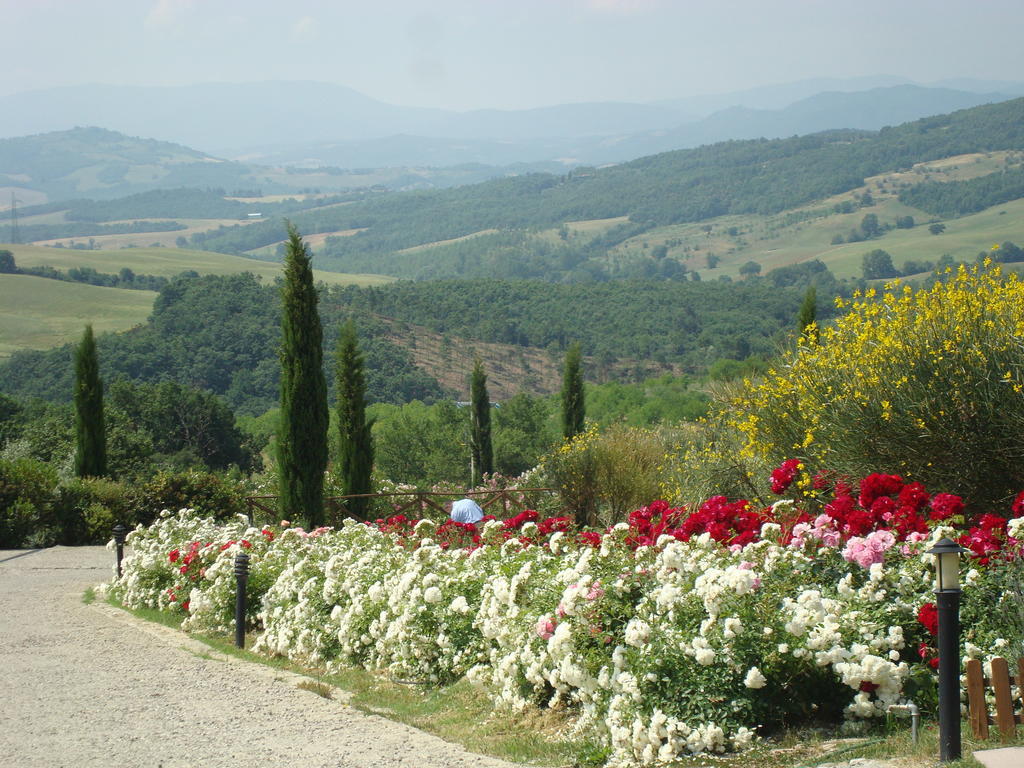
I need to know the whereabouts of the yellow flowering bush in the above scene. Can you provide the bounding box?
[730,263,1024,512]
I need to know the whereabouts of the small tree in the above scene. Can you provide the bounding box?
[739,260,762,278]
[862,249,898,280]
[334,319,374,518]
[469,358,493,486]
[929,222,947,236]
[277,223,328,528]
[797,285,818,343]
[0,250,16,273]
[561,342,585,440]
[73,325,107,477]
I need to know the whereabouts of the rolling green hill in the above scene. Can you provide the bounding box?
[182,97,1024,281]
[0,274,155,358]
[0,243,394,359]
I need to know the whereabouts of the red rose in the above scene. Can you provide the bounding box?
[917,602,939,636]
[930,493,964,521]
[168,549,180,563]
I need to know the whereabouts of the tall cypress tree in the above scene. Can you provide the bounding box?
[277,223,328,528]
[469,358,492,485]
[73,324,107,477]
[335,319,374,519]
[561,342,585,440]
[797,285,818,343]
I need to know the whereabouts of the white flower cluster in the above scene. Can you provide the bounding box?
[106,509,1024,767]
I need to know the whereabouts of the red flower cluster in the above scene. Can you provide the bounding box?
[917,602,938,636]
[677,496,767,547]
[959,514,1009,564]
[770,458,802,494]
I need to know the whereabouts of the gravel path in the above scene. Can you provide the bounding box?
[0,546,521,768]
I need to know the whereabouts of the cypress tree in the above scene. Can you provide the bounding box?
[277,223,328,528]
[797,285,818,343]
[73,324,107,477]
[469,358,492,485]
[335,319,374,519]
[561,342,585,440]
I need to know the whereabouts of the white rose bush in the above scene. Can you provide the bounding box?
[105,463,1024,766]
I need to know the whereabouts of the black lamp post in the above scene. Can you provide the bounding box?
[234,552,250,649]
[927,537,967,763]
[112,523,127,580]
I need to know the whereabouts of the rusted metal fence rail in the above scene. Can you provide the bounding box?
[246,488,557,526]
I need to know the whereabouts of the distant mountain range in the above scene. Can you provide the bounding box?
[2,78,1023,203]
[2,77,1022,164]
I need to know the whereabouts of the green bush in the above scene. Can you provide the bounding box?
[52,477,134,544]
[130,470,250,525]
[0,457,58,547]
[541,425,675,526]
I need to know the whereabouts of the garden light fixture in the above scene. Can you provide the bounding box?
[112,523,127,580]
[926,537,968,763]
[234,551,250,649]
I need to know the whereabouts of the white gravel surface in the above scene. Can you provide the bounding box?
[0,546,522,768]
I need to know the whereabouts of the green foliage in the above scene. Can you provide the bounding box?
[584,375,710,426]
[372,400,468,488]
[334,320,374,518]
[862,249,898,280]
[0,457,58,547]
[469,359,493,486]
[108,379,253,471]
[0,250,15,273]
[0,273,442,414]
[277,224,329,527]
[541,424,673,525]
[131,470,250,526]
[797,285,818,342]
[900,166,1024,218]
[561,343,585,440]
[73,325,107,477]
[739,261,762,277]
[492,393,556,477]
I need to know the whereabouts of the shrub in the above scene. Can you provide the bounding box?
[541,425,674,526]
[52,477,134,544]
[730,263,1024,512]
[130,470,250,526]
[0,457,57,547]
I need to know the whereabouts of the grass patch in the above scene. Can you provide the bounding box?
[0,274,155,358]
[82,586,95,604]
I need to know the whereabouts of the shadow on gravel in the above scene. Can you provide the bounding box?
[0,549,44,563]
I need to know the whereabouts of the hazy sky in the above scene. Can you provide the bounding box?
[4,0,1024,110]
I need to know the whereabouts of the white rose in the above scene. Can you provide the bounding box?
[744,666,768,689]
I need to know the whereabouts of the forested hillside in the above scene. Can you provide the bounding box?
[0,274,443,414]
[183,98,1024,279]
[0,273,820,414]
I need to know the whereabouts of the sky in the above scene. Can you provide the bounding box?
[4,0,1024,111]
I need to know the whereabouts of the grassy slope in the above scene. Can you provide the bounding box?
[4,243,394,286]
[0,243,394,359]
[603,151,1024,279]
[0,274,155,357]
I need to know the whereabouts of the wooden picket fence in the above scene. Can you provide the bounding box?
[966,656,1024,741]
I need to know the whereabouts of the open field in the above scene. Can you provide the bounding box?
[2,243,395,286]
[396,229,500,254]
[0,274,155,358]
[245,228,367,258]
[30,218,259,249]
[611,151,1024,281]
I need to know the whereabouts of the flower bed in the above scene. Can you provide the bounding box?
[105,463,1024,767]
